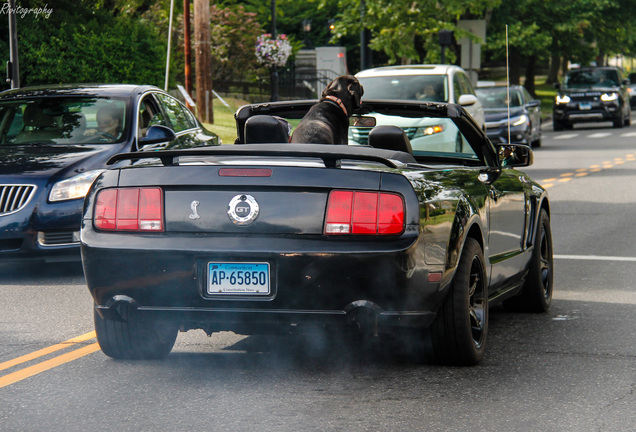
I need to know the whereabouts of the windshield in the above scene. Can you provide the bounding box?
[476,88,523,108]
[348,113,479,162]
[358,75,448,102]
[0,97,129,145]
[564,69,620,89]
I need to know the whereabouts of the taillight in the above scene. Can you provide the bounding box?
[324,190,404,235]
[94,187,163,232]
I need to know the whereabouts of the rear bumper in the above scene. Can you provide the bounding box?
[95,300,437,335]
[83,228,449,333]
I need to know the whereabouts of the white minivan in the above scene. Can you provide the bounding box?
[352,65,485,153]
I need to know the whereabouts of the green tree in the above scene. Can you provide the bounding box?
[485,0,553,94]
[208,5,266,82]
[328,0,500,66]
[0,0,167,88]
[224,0,340,49]
[217,0,350,70]
[487,0,636,90]
[590,0,636,66]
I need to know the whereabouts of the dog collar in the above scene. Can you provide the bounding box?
[325,95,348,116]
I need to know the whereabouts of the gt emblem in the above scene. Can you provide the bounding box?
[228,194,259,225]
[189,200,201,220]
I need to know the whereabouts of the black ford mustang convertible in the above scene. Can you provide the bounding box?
[81,99,553,366]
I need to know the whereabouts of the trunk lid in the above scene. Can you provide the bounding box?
[118,164,394,235]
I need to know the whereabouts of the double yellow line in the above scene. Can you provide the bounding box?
[540,153,636,188]
[0,331,100,388]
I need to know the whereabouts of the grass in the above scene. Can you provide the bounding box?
[534,82,557,119]
[201,97,249,145]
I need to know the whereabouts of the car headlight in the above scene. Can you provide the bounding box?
[555,95,570,104]
[413,124,445,138]
[511,114,528,126]
[49,170,104,202]
[601,92,618,102]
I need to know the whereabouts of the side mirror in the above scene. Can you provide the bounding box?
[458,94,477,106]
[526,100,541,108]
[139,125,177,147]
[498,144,533,168]
[350,116,376,127]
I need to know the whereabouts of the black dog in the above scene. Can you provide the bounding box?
[290,75,364,144]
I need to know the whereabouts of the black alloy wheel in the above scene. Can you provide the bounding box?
[504,208,553,312]
[468,253,487,350]
[427,237,488,366]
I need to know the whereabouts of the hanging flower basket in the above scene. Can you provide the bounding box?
[255,33,292,68]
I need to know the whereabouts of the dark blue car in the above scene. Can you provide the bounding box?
[0,84,219,262]
[476,84,542,147]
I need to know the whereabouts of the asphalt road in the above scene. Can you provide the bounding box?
[1,119,636,431]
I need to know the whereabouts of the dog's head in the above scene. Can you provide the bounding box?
[321,75,364,114]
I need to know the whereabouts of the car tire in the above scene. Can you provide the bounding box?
[426,237,488,366]
[504,208,553,313]
[532,122,542,147]
[94,304,178,360]
[613,111,624,128]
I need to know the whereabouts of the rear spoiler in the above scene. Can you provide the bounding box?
[107,143,414,169]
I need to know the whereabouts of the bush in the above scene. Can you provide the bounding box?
[0,6,166,88]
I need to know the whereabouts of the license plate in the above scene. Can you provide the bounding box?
[207,262,270,295]
[579,102,592,110]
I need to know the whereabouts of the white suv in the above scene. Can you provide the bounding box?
[352,65,485,152]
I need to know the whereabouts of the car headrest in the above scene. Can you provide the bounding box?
[244,115,291,144]
[23,104,54,128]
[368,125,413,155]
[140,109,151,128]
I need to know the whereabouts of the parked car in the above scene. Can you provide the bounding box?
[351,65,485,152]
[553,66,631,130]
[81,99,552,366]
[628,72,636,109]
[0,84,219,262]
[476,84,542,147]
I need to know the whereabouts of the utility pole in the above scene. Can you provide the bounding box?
[164,0,175,91]
[439,30,453,65]
[183,0,193,109]
[360,0,371,71]
[194,0,213,123]
[270,0,279,102]
[7,0,19,89]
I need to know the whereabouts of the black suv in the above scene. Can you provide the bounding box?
[553,67,631,130]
